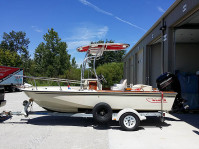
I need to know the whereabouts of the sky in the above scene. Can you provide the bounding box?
[0,0,175,66]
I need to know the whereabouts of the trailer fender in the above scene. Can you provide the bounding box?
[115,108,146,121]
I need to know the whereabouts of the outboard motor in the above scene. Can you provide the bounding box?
[156,72,189,112]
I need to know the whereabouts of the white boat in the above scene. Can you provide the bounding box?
[23,86,176,112]
[21,43,177,114]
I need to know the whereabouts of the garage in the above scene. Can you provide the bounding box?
[123,0,199,110]
[174,10,199,109]
[175,10,199,73]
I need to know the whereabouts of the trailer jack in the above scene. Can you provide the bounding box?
[0,99,33,118]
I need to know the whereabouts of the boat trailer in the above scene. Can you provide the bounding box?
[1,99,166,131]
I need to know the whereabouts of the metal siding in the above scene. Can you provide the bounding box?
[124,0,199,85]
[166,0,199,27]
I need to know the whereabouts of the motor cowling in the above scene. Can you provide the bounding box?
[156,72,181,93]
[156,72,189,112]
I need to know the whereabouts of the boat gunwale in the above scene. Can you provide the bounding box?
[22,89,177,97]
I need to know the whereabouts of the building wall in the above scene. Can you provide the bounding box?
[123,0,199,86]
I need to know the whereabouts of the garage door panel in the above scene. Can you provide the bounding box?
[150,43,161,87]
[136,49,143,84]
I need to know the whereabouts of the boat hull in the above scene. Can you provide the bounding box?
[23,87,177,112]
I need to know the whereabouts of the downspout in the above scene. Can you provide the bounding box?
[173,29,176,74]
[160,19,166,74]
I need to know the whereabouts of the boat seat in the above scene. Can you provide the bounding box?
[131,84,153,91]
[111,79,127,91]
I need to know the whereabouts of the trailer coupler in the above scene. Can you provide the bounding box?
[0,99,33,118]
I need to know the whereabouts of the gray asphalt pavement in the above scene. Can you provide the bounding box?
[0,92,199,149]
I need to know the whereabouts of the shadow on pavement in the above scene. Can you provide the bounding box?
[171,113,199,130]
[4,116,172,131]
[0,116,12,122]
[140,117,171,129]
[26,116,121,130]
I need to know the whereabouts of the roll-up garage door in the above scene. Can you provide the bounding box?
[150,43,161,87]
[136,49,143,84]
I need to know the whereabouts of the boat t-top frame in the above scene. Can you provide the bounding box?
[77,43,130,89]
[13,43,129,91]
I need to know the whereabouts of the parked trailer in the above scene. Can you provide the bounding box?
[0,66,23,92]
[0,99,165,131]
[0,86,6,107]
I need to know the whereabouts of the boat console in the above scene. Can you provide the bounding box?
[82,79,102,90]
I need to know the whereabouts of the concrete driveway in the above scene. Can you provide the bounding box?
[0,92,199,149]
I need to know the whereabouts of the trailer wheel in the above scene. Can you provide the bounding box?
[119,112,140,131]
[92,102,112,124]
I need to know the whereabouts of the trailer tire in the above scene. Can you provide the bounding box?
[119,112,140,131]
[92,102,112,124]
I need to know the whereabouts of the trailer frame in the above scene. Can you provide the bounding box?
[1,99,165,131]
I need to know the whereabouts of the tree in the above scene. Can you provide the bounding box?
[0,30,30,57]
[96,62,124,88]
[0,30,31,74]
[89,40,126,68]
[34,42,47,76]
[65,68,81,81]
[71,57,78,68]
[34,28,71,77]
[0,49,22,67]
